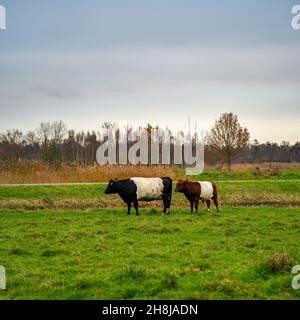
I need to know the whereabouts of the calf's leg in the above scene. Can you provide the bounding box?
[195,197,200,214]
[190,201,194,214]
[212,184,220,213]
[213,197,220,213]
[206,200,211,214]
[127,202,131,215]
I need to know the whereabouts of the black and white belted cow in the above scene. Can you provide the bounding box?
[104,177,172,215]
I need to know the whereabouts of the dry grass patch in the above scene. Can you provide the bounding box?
[0,161,179,184]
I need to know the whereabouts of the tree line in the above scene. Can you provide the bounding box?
[0,114,299,169]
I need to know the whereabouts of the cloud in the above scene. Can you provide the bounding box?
[2,45,300,96]
[1,45,300,143]
[11,45,300,91]
[30,86,80,99]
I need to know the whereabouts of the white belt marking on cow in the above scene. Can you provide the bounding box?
[198,181,214,200]
[130,178,164,201]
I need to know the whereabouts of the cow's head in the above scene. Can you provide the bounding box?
[175,180,187,193]
[104,179,118,194]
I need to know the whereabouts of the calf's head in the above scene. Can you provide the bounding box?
[175,180,187,193]
[105,179,118,194]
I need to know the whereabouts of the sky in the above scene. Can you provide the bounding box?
[0,0,300,143]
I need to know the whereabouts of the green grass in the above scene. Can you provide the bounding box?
[0,180,299,201]
[0,180,300,209]
[0,207,300,300]
[0,170,299,300]
[0,185,103,201]
[175,168,300,181]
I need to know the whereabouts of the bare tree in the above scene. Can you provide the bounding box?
[25,131,38,145]
[37,122,52,161]
[2,118,300,165]
[37,121,66,165]
[206,112,250,170]
[101,122,114,136]
[0,129,24,161]
[52,121,67,144]
[48,121,67,166]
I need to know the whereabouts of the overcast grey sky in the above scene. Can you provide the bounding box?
[0,0,300,143]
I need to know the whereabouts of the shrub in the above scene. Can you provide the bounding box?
[268,253,293,273]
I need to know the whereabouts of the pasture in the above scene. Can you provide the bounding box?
[0,179,299,210]
[0,207,300,300]
[0,179,300,300]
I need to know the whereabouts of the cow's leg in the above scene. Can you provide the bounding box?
[167,193,172,214]
[133,199,139,216]
[163,193,171,215]
[206,200,211,214]
[127,202,131,215]
[162,195,167,214]
[190,201,194,214]
[195,197,200,215]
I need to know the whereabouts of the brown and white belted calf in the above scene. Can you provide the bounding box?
[175,180,220,214]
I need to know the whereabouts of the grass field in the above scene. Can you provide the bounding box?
[0,207,300,300]
[0,179,299,210]
[179,167,300,181]
[0,174,299,300]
